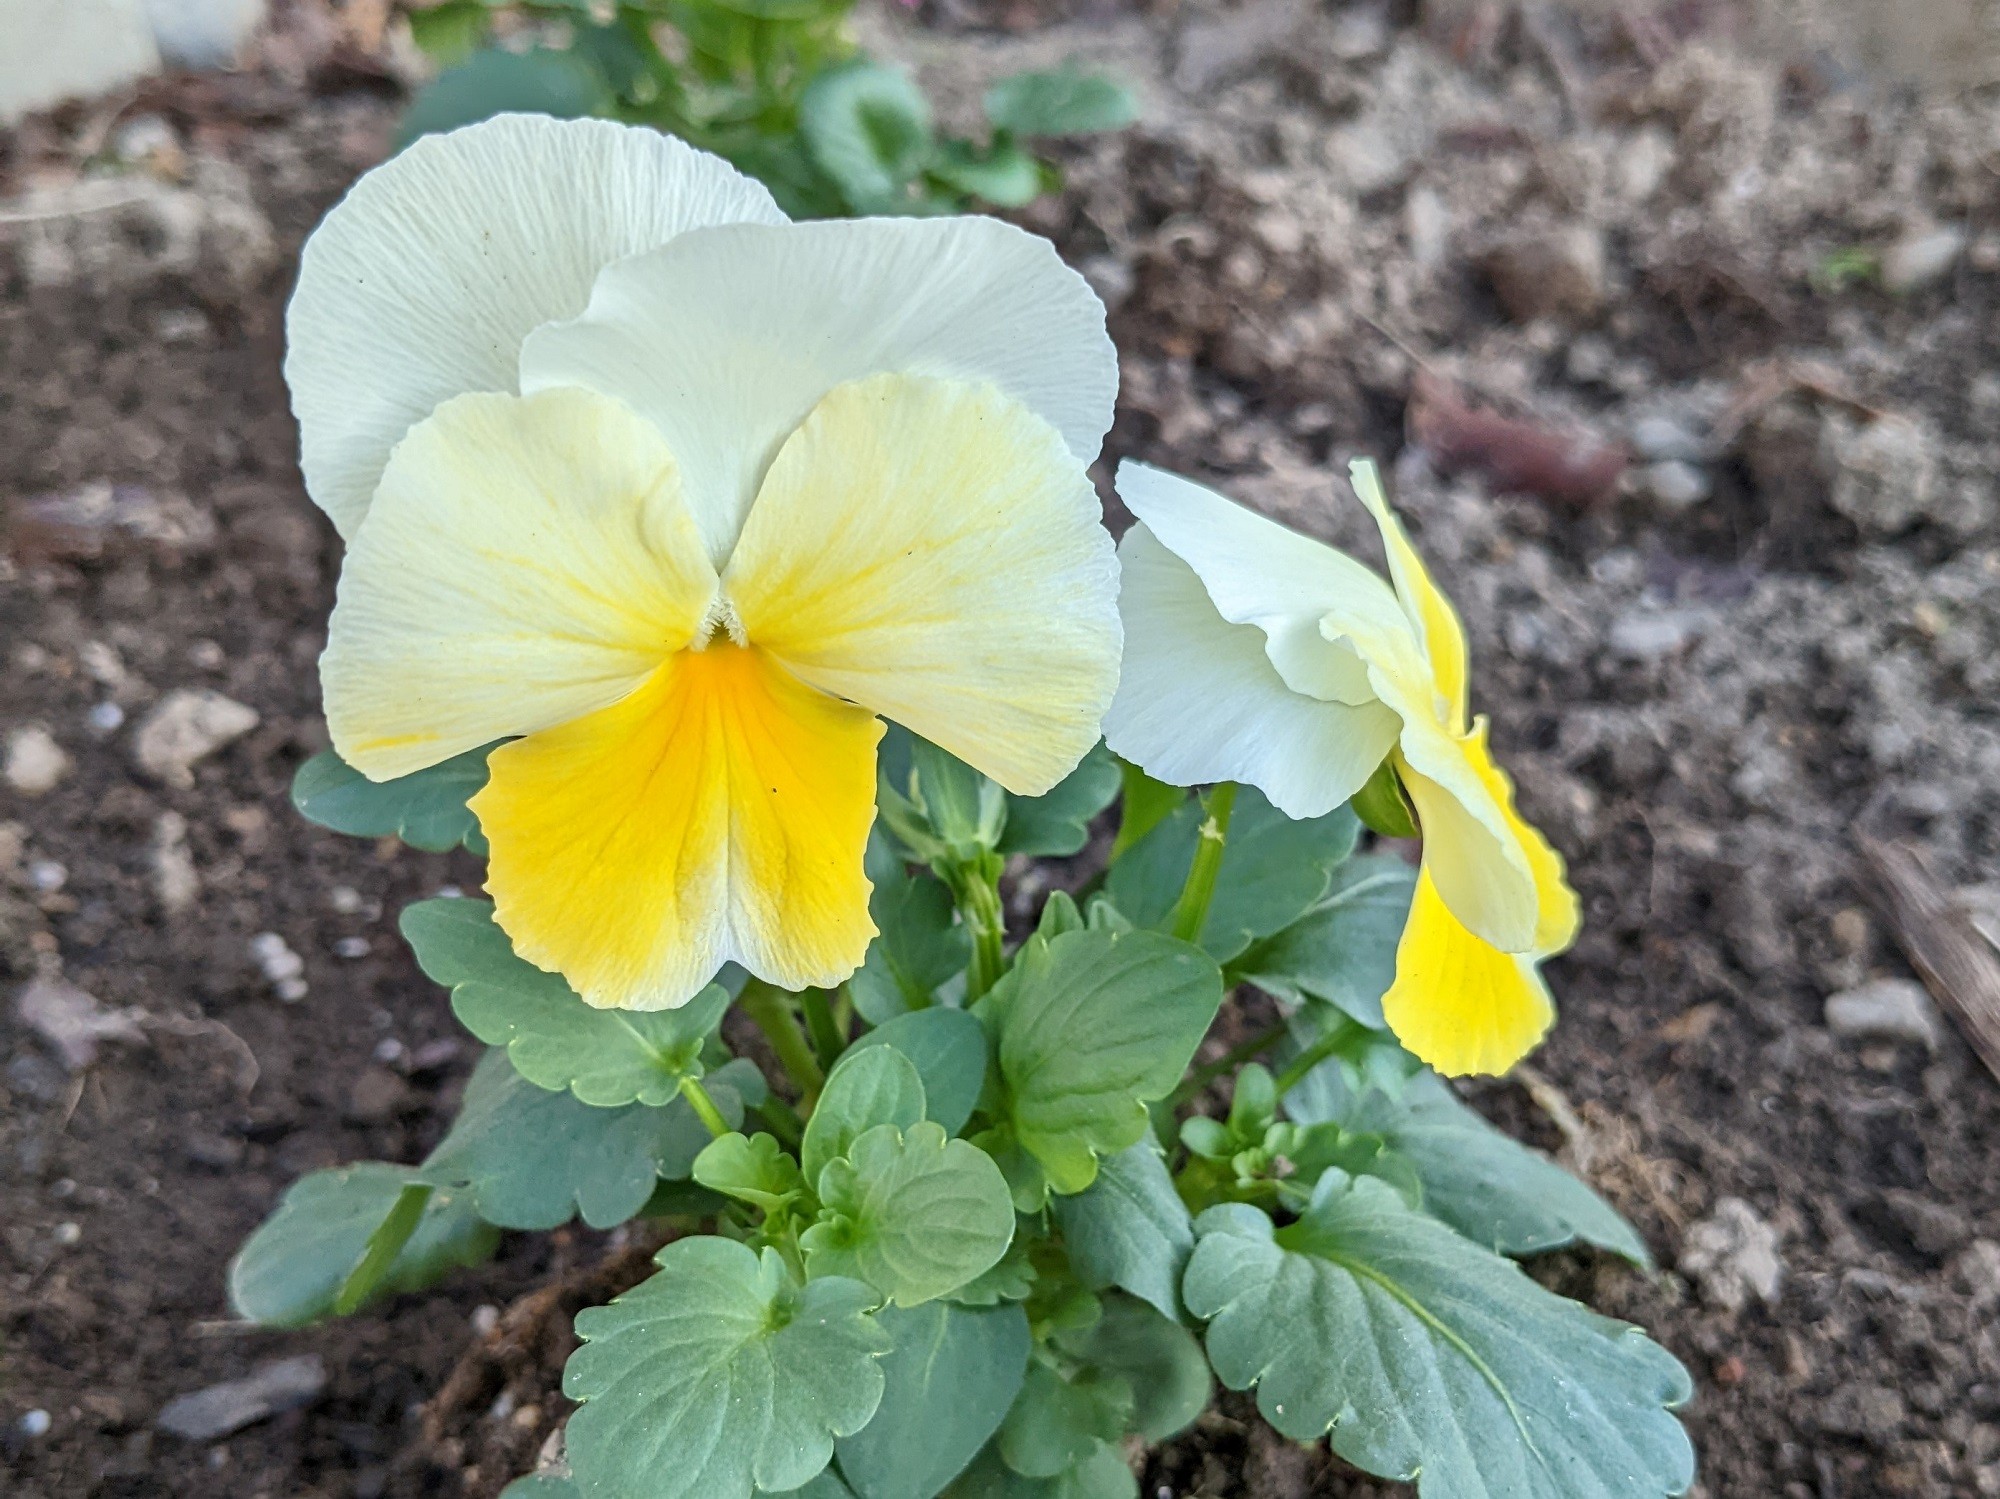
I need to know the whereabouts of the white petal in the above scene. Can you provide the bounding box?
[1103,525,1402,818]
[286,114,785,538]
[1114,463,1418,705]
[519,216,1115,565]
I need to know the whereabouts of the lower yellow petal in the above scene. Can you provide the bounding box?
[1381,867,1555,1078]
[1456,718,1581,953]
[470,643,882,1009]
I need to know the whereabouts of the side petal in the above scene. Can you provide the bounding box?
[1381,867,1555,1078]
[1349,459,1470,728]
[1392,717,1575,956]
[322,387,719,780]
[520,216,1115,564]
[725,375,1120,797]
[472,645,883,1010]
[1115,463,1419,706]
[1103,525,1402,818]
[287,114,784,537]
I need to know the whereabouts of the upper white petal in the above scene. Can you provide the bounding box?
[518,215,1116,565]
[1103,524,1402,818]
[1114,463,1419,705]
[286,114,785,538]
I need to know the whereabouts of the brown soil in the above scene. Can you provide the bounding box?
[4,4,2000,1498]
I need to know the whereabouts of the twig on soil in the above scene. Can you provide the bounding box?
[1407,371,1629,507]
[142,1011,261,1095]
[1857,834,2000,1085]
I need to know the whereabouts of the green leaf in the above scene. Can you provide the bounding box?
[947,1230,1037,1307]
[803,1046,928,1185]
[1056,1294,1208,1442]
[695,1132,807,1214]
[800,60,935,212]
[402,897,727,1107]
[983,66,1138,137]
[805,1123,1017,1307]
[1230,854,1415,1029]
[419,1050,758,1229]
[928,138,1047,211]
[227,1164,496,1327]
[999,745,1121,857]
[1050,1141,1192,1323]
[407,0,491,67]
[987,929,1222,1197]
[849,1009,990,1138]
[945,1443,1135,1499]
[1110,761,1184,860]
[1183,1176,1694,1496]
[291,745,491,854]
[564,1239,890,1499]
[853,835,971,1024]
[836,1301,1031,1499]
[499,1475,581,1498]
[773,1473,858,1499]
[1287,1070,1652,1266]
[397,47,605,150]
[1104,788,1359,963]
[997,1361,1130,1479]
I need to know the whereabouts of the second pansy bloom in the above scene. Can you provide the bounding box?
[1104,460,1580,1078]
[290,114,1121,1012]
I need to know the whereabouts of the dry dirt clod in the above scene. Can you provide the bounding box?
[1680,1197,1785,1313]
[3,726,70,796]
[133,689,259,790]
[155,1355,326,1443]
[14,977,148,1072]
[1823,413,1941,536]
[1475,223,1608,323]
[150,811,200,916]
[1823,977,1942,1051]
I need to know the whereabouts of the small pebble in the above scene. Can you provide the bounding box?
[1881,225,1966,295]
[248,932,308,1003]
[471,1304,500,1337]
[4,727,71,796]
[1642,460,1712,512]
[188,640,225,670]
[335,936,372,960]
[433,884,464,900]
[20,1410,51,1438]
[328,885,365,915]
[133,689,259,790]
[1629,415,1709,463]
[86,701,126,735]
[27,859,67,893]
[1825,977,1940,1050]
[373,1036,406,1065]
[53,1221,81,1246]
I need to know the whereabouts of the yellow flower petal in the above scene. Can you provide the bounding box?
[1394,717,1578,956]
[725,374,1119,796]
[1348,459,1469,728]
[1381,867,1555,1077]
[323,387,719,780]
[472,644,883,1010]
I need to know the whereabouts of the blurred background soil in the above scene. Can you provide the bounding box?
[4,0,2000,1495]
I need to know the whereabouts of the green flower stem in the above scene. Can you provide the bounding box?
[1272,1026,1352,1099]
[738,980,825,1105]
[680,1075,733,1140]
[800,988,846,1070]
[754,1095,805,1150]
[955,858,1008,1002]
[333,1182,432,1316]
[1169,1020,1290,1107]
[1169,782,1239,944]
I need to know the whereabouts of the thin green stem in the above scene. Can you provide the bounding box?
[956,861,1008,1002]
[800,988,846,1070]
[335,1182,432,1316]
[754,1095,805,1150]
[1169,1021,1290,1107]
[1169,782,1238,944]
[1272,1025,1351,1099]
[739,979,825,1105]
[680,1075,733,1139]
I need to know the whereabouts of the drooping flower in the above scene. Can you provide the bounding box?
[1102,460,1579,1076]
[289,115,1121,1010]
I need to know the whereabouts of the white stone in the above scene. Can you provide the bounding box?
[151,811,200,916]
[1680,1197,1784,1312]
[14,978,147,1072]
[249,931,307,1002]
[1642,460,1713,512]
[0,0,160,125]
[133,689,258,789]
[1825,977,1941,1050]
[1881,225,1967,295]
[4,726,70,796]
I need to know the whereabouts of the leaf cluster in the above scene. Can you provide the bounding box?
[256,739,1692,1499]
[396,1,1137,217]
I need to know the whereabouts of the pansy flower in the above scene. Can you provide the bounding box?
[1102,460,1579,1076]
[289,115,1120,1010]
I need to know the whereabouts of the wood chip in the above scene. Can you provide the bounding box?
[1857,834,2000,1084]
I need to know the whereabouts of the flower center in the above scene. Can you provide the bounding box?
[691,594,748,650]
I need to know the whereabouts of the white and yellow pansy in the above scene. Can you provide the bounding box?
[290,114,1121,1012]
[1103,460,1580,1077]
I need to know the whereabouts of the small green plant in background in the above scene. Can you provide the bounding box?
[397,0,1137,216]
